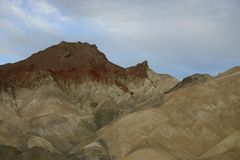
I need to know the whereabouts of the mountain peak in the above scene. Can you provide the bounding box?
[0,42,155,85]
[141,60,149,68]
[125,60,149,79]
[0,42,114,82]
[43,41,104,59]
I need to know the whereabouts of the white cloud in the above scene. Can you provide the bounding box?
[8,1,70,33]
[0,0,72,56]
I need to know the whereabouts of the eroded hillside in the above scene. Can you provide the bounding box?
[0,42,239,160]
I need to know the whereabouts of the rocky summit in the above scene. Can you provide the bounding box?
[0,42,239,160]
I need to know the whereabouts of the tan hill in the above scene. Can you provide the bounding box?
[79,66,239,160]
[198,130,240,160]
[0,42,178,159]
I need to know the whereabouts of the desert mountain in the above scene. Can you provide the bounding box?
[0,41,239,160]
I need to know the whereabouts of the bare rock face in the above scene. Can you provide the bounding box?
[166,73,210,93]
[0,41,239,160]
[126,60,149,79]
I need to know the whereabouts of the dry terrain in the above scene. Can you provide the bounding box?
[0,42,239,160]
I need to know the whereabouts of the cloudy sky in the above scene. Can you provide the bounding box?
[0,0,239,79]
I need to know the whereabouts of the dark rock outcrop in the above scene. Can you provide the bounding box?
[166,73,210,93]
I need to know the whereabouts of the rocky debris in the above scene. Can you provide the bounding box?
[114,81,129,93]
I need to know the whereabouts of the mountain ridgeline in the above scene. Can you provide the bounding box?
[0,42,239,160]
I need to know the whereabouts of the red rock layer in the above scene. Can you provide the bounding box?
[0,42,149,87]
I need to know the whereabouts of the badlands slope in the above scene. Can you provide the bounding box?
[92,66,240,160]
[0,42,239,160]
